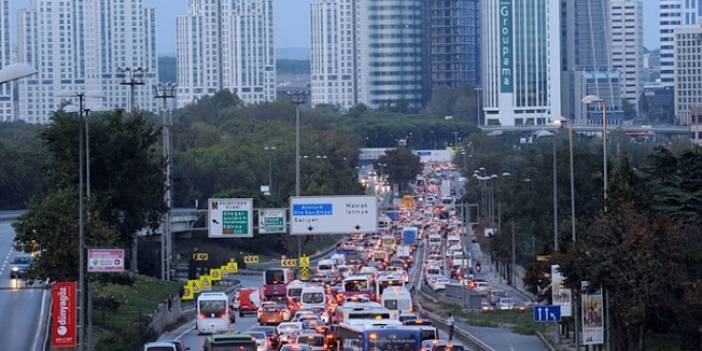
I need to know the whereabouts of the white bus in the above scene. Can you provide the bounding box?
[375,273,405,298]
[196,292,230,334]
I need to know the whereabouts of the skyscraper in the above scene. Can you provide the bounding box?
[481,0,562,127]
[0,0,13,122]
[177,0,276,107]
[310,0,358,110]
[310,0,430,110]
[430,0,480,88]
[609,0,643,116]
[660,0,702,86]
[674,26,702,125]
[17,0,159,124]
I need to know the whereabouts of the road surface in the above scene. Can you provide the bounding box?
[0,221,48,351]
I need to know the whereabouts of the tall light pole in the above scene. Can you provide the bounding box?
[582,95,608,212]
[117,66,146,113]
[264,146,277,196]
[475,87,482,126]
[291,91,307,258]
[554,116,577,245]
[153,83,177,281]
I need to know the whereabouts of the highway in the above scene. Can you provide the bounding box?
[0,221,48,351]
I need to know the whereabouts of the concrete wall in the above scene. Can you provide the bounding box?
[149,295,183,336]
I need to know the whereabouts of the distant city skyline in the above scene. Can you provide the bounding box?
[10,0,661,55]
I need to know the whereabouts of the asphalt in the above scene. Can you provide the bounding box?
[0,221,48,351]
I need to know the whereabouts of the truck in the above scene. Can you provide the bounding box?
[440,179,451,198]
[401,227,418,245]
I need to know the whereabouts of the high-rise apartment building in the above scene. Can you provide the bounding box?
[609,0,643,116]
[177,0,276,107]
[659,0,702,85]
[430,0,480,88]
[309,0,430,110]
[674,26,702,125]
[481,0,562,126]
[310,0,358,110]
[17,0,158,124]
[0,0,12,122]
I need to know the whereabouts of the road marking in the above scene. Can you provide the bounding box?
[31,288,49,351]
[1,248,14,273]
[174,323,195,341]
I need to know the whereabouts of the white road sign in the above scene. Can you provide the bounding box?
[290,196,378,235]
[258,208,287,234]
[208,198,254,238]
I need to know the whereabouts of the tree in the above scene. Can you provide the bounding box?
[375,148,421,193]
[13,188,117,281]
[37,111,165,272]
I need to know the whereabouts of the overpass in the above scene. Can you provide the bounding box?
[481,124,689,136]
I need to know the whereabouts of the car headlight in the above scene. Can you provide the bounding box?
[11,267,18,272]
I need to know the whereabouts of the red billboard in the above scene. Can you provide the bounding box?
[51,281,77,349]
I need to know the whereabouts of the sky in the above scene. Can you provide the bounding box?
[11,0,660,54]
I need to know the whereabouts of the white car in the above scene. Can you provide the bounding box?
[277,322,303,339]
[295,333,326,351]
[496,297,516,310]
[242,331,271,351]
[428,276,449,291]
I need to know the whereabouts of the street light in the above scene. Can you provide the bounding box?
[0,63,37,84]
[553,116,577,245]
[581,95,608,212]
[291,91,307,258]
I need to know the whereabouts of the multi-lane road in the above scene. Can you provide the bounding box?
[0,221,48,351]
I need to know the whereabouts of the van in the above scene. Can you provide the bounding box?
[300,285,326,310]
[203,333,256,351]
[380,286,412,319]
[316,259,335,276]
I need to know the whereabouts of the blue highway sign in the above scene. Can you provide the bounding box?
[533,305,561,322]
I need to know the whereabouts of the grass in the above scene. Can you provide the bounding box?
[92,274,182,350]
[419,296,548,335]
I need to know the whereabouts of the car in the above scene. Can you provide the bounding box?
[144,340,189,351]
[292,309,316,321]
[241,331,271,351]
[258,303,290,325]
[294,333,325,351]
[202,333,256,351]
[279,344,312,351]
[403,319,434,327]
[480,300,494,313]
[277,322,303,345]
[428,276,449,291]
[496,297,516,310]
[398,312,419,323]
[10,256,32,279]
[249,326,278,349]
[429,340,466,351]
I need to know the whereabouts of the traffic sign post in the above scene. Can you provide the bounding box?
[199,275,212,291]
[208,198,254,238]
[290,196,378,235]
[258,208,287,234]
[533,305,562,323]
[210,268,222,281]
[299,255,310,268]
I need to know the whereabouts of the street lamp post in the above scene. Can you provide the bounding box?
[291,91,307,258]
[153,84,177,281]
[581,95,608,212]
[0,63,37,84]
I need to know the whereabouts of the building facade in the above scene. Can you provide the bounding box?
[17,0,158,124]
[691,107,702,146]
[0,0,12,121]
[309,0,358,110]
[574,70,624,124]
[561,0,615,123]
[177,0,275,107]
[659,0,702,85]
[609,0,643,117]
[430,0,480,88]
[357,0,430,109]
[481,0,562,126]
[674,26,702,125]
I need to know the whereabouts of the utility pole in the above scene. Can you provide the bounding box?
[78,95,86,351]
[511,222,516,287]
[117,66,146,114]
[153,84,177,281]
[291,91,307,258]
[553,133,559,252]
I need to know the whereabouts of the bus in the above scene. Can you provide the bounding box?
[263,268,295,301]
[375,274,405,298]
[342,276,374,299]
[203,333,257,351]
[380,287,412,320]
[335,320,423,351]
[196,292,230,334]
[331,303,389,325]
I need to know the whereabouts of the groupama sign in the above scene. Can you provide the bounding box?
[500,0,513,93]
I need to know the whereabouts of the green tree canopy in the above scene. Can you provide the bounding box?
[375,148,422,194]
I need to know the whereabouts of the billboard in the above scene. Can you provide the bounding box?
[500,0,513,93]
[51,282,77,349]
[87,249,124,273]
[551,265,572,317]
[581,283,604,345]
[289,196,378,235]
[208,198,254,238]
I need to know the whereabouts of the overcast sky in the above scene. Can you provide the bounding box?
[11,0,660,54]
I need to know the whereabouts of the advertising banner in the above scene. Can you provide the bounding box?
[51,282,77,349]
[581,282,604,345]
[87,249,125,273]
[551,265,573,317]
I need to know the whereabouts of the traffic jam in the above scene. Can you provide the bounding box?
[150,163,489,351]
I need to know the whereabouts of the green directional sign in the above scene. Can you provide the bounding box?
[208,198,254,238]
[259,208,287,234]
